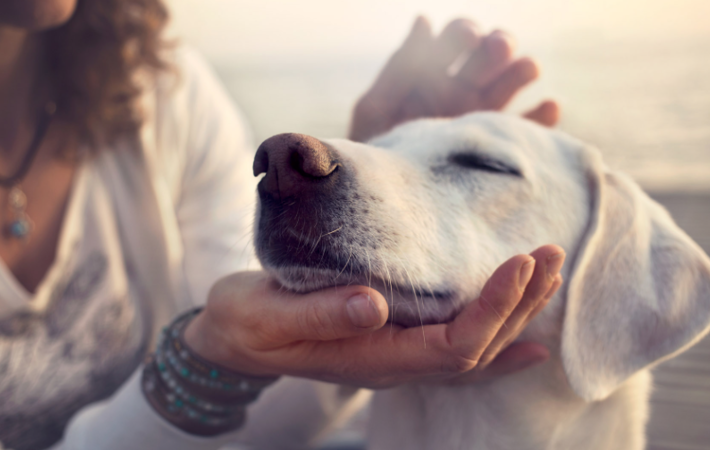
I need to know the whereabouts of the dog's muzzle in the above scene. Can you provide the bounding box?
[253,133,364,272]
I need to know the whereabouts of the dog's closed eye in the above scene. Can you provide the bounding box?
[449,152,522,177]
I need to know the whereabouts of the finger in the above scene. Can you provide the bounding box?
[485,30,517,63]
[295,255,534,384]
[271,287,389,344]
[528,273,563,319]
[447,342,550,384]
[364,16,433,108]
[478,246,565,364]
[349,17,433,141]
[523,100,560,127]
[444,253,536,360]
[276,254,547,386]
[488,273,563,357]
[457,29,516,88]
[446,30,517,116]
[219,273,389,348]
[431,18,482,73]
[481,57,539,110]
[284,252,532,386]
[414,19,483,117]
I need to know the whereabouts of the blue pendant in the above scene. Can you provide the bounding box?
[6,187,33,240]
[9,219,30,238]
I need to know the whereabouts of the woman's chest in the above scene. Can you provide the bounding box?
[0,153,76,293]
[0,165,152,449]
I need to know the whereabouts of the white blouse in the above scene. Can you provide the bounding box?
[0,47,361,450]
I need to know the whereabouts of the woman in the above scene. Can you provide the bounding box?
[0,0,563,448]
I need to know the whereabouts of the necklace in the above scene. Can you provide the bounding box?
[1,101,56,240]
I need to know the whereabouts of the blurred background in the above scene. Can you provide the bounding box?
[166,1,710,449]
[167,0,710,192]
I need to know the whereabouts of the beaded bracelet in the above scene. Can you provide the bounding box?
[141,307,280,436]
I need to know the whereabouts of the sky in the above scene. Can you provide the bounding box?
[166,0,710,63]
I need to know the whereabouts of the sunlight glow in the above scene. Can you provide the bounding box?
[167,0,710,62]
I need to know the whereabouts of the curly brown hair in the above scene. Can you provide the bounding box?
[46,0,171,149]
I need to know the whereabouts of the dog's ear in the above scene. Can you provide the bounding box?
[561,150,710,402]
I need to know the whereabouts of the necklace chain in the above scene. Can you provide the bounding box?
[2,101,56,240]
[0,102,56,187]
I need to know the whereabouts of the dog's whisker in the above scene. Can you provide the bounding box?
[307,232,323,258]
[398,258,427,348]
[321,225,343,237]
[336,247,353,279]
[381,261,396,335]
[302,207,326,257]
[364,249,373,292]
[318,241,328,266]
[218,228,256,270]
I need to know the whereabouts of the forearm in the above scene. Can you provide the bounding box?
[52,369,242,450]
[53,368,365,450]
[53,311,270,450]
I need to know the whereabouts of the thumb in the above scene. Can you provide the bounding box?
[270,286,389,343]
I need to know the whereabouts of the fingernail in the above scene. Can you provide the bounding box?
[543,274,563,300]
[519,260,535,290]
[347,294,380,329]
[546,252,566,279]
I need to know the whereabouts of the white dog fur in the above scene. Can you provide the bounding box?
[254,112,710,450]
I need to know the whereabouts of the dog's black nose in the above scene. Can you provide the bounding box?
[253,133,340,199]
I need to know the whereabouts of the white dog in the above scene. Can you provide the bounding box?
[252,112,710,450]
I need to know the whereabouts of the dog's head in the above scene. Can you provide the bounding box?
[253,112,710,401]
[253,113,590,325]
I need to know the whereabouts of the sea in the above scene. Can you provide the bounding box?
[211,35,710,193]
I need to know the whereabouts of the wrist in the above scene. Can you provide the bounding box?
[142,308,280,436]
[141,355,247,436]
[183,310,233,369]
[183,307,281,378]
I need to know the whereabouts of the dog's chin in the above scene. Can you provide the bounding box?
[265,265,463,327]
[267,266,359,293]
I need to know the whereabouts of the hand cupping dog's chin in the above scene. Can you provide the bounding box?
[264,265,463,328]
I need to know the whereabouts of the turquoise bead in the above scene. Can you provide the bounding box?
[209,369,219,379]
[9,220,29,238]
